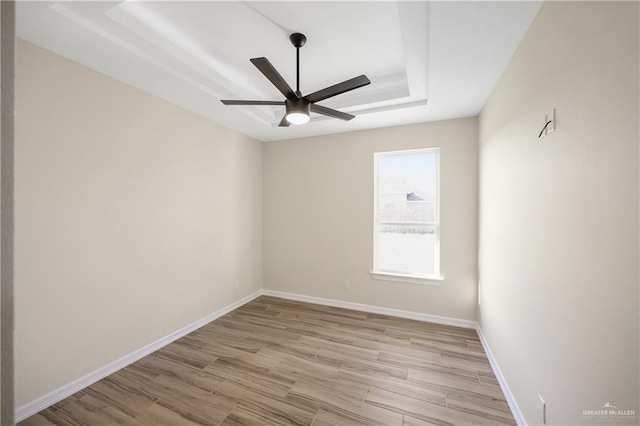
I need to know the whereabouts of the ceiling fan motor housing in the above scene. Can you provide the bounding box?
[285,97,310,115]
[285,97,311,124]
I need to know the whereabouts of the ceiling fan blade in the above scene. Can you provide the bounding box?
[278,115,290,127]
[305,75,370,103]
[310,104,355,121]
[250,57,297,100]
[221,100,283,106]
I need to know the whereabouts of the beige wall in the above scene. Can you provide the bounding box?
[263,118,478,320]
[15,40,263,407]
[479,2,639,424]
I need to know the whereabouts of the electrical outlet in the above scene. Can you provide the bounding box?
[538,395,546,424]
[234,280,239,289]
[343,280,350,289]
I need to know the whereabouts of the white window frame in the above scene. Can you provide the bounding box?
[371,148,442,286]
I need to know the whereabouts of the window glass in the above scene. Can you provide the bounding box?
[375,149,439,277]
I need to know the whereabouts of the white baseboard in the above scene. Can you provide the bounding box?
[15,290,263,422]
[475,325,527,425]
[261,289,476,329]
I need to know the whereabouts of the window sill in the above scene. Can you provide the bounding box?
[370,271,443,286]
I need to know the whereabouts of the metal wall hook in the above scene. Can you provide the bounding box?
[538,120,552,138]
[538,108,556,138]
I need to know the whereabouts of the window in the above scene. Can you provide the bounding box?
[372,148,441,284]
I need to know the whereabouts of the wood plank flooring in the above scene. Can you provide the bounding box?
[19,296,515,426]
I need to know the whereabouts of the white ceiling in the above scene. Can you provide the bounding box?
[17,1,542,142]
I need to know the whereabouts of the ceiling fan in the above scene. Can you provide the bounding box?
[221,33,371,127]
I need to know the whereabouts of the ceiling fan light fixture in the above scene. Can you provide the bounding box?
[285,98,310,125]
[285,112,310,125]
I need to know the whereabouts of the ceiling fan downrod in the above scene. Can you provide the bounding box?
[289,33,306,96]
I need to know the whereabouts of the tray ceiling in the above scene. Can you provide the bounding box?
[18,1,542,142]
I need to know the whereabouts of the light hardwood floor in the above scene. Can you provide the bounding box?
[19,296,515,426]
